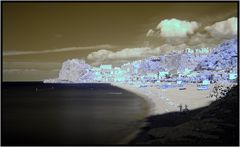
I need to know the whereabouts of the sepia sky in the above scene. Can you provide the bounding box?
[2,2,238,81]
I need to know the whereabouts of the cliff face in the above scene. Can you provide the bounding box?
[58,59,93,82]
[130,85,239,145]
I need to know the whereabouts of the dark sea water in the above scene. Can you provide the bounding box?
[2,82,148,145]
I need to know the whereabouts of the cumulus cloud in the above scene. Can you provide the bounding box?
[164,37,189,46]
[159,43,188,53]
[88,17,237,66]
[87,44,191,66]
[87,47,162,65]
[205,17,237,38]
[145,18,200,48]
[3,44,115,56]
[87,48,154,61]
[188,33,207,45]
[156,18,199,38]
[188,32,223,48]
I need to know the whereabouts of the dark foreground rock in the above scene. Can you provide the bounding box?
[130,85,239,145]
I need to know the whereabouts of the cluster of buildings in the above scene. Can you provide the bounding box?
[90,64,171,83]
[90,63,238,85]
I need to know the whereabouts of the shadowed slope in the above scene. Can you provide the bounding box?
[130,85,239,145]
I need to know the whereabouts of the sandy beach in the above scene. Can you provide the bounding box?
[112,83,217,116]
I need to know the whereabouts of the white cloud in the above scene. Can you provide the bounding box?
[87,47,158,61]
[164,37,189,45]
[87,44,191,66]
[87,49,113,61]
[3,44,115,56]
[159,43,188,53]
[188,33,207,45]
[88,18,236,66]
[87,47,162,66]
[108,47,161,59]
[205,17,237,38]
[187,32,223,48]
[156,18,199,38]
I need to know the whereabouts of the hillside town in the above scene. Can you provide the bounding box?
[44,38,238,89]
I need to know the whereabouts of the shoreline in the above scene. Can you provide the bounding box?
[115,84,151,145]
[112,83,156,115]
[112,82,217,144]
[112,82,217,116]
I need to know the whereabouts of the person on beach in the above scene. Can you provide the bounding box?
[183,104,189,112]
[178,104,189,113]
[178,104,183,112]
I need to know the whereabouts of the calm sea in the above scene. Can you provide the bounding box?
[2,82,148,145]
